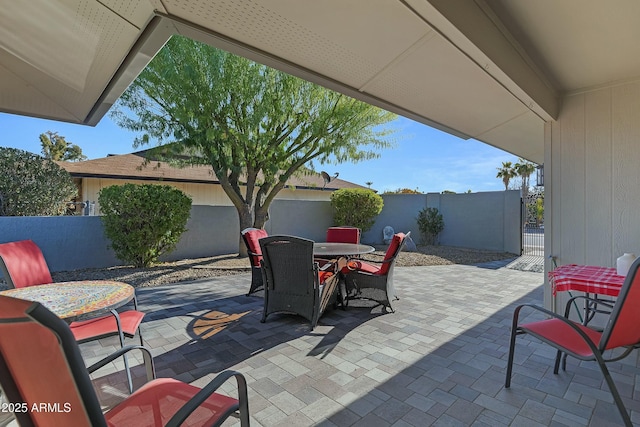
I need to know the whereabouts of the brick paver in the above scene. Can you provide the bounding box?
[80,263,639,426]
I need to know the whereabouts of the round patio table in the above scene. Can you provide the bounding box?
[313,242,375,257]
[0,280,135,322]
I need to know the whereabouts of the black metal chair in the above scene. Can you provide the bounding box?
[505,257,640,427]
[342,231,410,312]
[259,235,341,330]
[241,227,268,296]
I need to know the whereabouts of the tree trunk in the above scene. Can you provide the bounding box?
[237,205,254,258]
[254,206,269,230]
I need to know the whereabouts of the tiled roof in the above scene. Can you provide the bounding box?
[57,153,364,191]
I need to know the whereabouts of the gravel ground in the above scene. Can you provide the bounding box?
[44,245,517,288]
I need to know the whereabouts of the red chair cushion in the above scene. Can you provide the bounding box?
[0,240,53,288]
[379,233,405,275]
[521,318,602,358]
[326,227,360,244]
[105,378,238,427]
[70,310,145,343]
[244,229,268,267]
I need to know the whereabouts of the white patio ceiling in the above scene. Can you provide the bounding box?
[1,1,639,165]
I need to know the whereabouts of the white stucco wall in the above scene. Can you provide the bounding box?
[546,80,640,311]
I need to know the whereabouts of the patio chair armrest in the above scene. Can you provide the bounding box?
[87,344,155,384]
[512,303,601,356]
[165,370,250,427]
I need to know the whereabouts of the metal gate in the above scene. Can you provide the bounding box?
[521,191,544,256]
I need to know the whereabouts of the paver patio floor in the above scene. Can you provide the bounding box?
[80,263,640,426]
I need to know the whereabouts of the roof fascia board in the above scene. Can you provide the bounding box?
[84,15,175,125]
[407,0,559,121]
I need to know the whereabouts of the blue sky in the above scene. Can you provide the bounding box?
[0,112,517,194]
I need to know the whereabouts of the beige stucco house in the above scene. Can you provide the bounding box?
[58,152,363,214]
[2,1,640,313]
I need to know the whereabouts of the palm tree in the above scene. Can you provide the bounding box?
[514,158,537,199]
[496,161,515,190]
[365,181,373,189]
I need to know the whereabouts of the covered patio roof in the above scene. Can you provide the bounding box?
[2,1,639,165]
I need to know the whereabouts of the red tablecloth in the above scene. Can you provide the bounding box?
[549,264,624,297]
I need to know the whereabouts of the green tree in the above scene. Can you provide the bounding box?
[111,36,397,254]
[0,148,77,216]
[39,131,87,161]
[330,188,383,232]
[416,207,444,245]
[99,184,192,267]
[496,161,516,190]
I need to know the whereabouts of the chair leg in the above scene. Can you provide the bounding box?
[111,309,134,394]
[598,359,633,427]
[505,326,518,388]
[553,350,562,374]
[505,308,522,388]
[133,296,144,346]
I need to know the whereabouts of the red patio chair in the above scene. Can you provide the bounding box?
[0,295,249,427]
[241,227,268,296]
[505,257,640,427]
[342,232,409,312]
[0,239,145,393]
[326,226,361,244]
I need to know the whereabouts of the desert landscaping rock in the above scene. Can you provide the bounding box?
[47,246,517,288]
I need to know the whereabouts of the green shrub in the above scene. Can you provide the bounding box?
[330,188,383,232]
[0,147,77,216]
[416,207,444,245]
[99,184,192,267]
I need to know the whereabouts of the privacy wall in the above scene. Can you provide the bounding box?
[0,191,520,273]
[365,191,520,253]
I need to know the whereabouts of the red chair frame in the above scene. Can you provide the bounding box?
[505,257,640,427]
[0,295,249,427]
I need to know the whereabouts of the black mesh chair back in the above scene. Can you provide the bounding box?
[259,235,337,329]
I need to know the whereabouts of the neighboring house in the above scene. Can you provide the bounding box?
[57,152,364,214]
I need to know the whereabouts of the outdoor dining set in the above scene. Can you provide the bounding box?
[241,226,411,331]
[0,226,410,426]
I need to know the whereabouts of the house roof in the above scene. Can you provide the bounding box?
[2,2,639,164]
[57,153,365,192]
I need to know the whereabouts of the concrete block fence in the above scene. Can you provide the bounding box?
[0,191,520,273]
